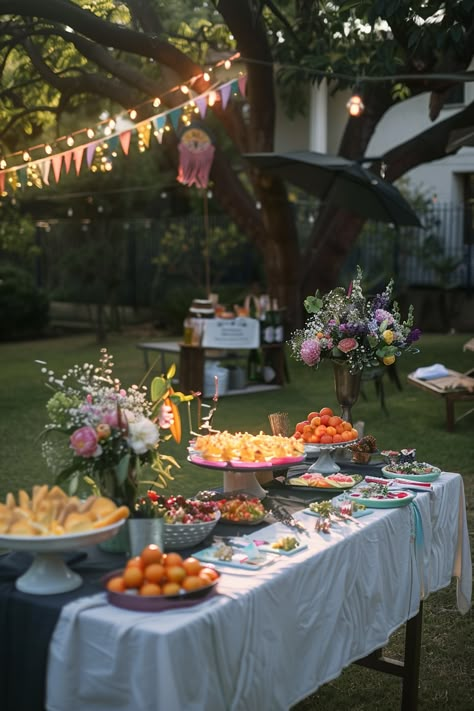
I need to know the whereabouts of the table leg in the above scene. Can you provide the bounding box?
[354,603,423,711]
[401,602,423,711]
[445,398,455,432]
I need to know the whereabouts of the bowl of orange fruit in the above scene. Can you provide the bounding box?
[103,544,220,611]
[292,406,358,448]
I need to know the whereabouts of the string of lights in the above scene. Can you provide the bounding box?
[0,52,242,172]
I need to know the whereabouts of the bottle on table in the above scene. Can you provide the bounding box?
[183,313,195,345]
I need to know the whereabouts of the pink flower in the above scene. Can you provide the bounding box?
[337,337,358,354]
[300,339,321,366]
[102,408,128,433]
[70,426,101,458]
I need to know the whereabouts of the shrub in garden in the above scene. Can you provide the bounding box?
[0,264,49,340]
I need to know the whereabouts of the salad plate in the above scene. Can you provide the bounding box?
[348,485,415,509]
[381,462,441,483]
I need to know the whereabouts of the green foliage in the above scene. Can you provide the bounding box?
[0,264,49,340]
[0,202,37,262]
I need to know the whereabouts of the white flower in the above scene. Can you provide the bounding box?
[127,417,160,454]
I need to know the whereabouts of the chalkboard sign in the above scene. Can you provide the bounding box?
[201,317,260,349]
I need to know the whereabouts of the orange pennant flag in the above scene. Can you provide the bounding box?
[52,154,62,183]
[119,130,132,155]
[63,151,73,174]
[73,146,85,175]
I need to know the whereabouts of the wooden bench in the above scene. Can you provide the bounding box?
[407,368,474,431]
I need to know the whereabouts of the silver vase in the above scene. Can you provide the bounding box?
[332,361,362,424]
[128,518,164,558]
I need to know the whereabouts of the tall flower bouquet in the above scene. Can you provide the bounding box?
[38,349,192,509]
[290,266,421,373]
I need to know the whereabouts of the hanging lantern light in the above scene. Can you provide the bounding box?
[346,88,365,117]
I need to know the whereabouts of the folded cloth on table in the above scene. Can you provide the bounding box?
[413,363,450,380]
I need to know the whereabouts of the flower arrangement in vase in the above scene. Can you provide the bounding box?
[289,266,421,374]
[38,349,192,511]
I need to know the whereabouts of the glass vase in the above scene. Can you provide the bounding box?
[332,361,362,424]
[128,518,164,558]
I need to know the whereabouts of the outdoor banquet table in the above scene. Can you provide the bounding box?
[0,472,471,711]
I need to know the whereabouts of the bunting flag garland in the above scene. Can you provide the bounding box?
[177,124,215,189]
[0,68,247,195]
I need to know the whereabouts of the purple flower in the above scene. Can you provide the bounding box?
[374,309,394,325]
[300,339,321,366]
[407,328,422,344]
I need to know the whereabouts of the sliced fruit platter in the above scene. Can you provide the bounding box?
[216,495,267,525]
[286,472,363,490]
[381,461,441,483]
[348,483,415,508]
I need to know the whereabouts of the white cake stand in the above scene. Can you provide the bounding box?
[0,519,126,595]
[305,441,353,475]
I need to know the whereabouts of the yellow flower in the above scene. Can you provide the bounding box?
[383,355,396,366]
[382,329,394,345]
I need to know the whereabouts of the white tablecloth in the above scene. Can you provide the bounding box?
[46,473,471,711]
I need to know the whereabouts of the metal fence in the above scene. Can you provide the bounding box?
[31,202,472,310]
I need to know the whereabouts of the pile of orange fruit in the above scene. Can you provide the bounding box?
[106,544,218,597]
[292,407,358,445]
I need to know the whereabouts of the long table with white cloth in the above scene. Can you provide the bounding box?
[45,472,471,711]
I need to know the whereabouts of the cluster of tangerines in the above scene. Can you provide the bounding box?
[292,406,358,445]
[106,544,218,596]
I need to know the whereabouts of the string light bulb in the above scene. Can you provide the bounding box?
[346,88,365,117]
[224,59,231,70]
[22,151,31,161]
[66,136,75,147]
[45,144,53,155]
[203,72,210,82]
[208,90,217,107]
[87,128,95,139]
[153,98,161,108]
[0,159,7,169]
[180,85,189,94]
[129,109,137,120]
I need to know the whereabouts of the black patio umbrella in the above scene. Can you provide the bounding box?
[244,150,422,227]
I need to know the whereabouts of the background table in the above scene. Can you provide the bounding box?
[44,473,471,711]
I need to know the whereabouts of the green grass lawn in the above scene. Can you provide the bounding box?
[0,329,473,710]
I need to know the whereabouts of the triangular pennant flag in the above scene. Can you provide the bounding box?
[52,154,63,183]
[8,170,18,192]
[154,115,166,131]
[63,151,73,174]
[140,123,152,149]
[0,172,5,194]
[195,96,208,119]
[119,130,131,155]
[219,81,232,110]
[107,135,120,153]
[73,146,84,175]
[238,75,248,97]
[168,108,182,133]
[231,79,239,96]
[86,143,97,168]
[40,159,51,185]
